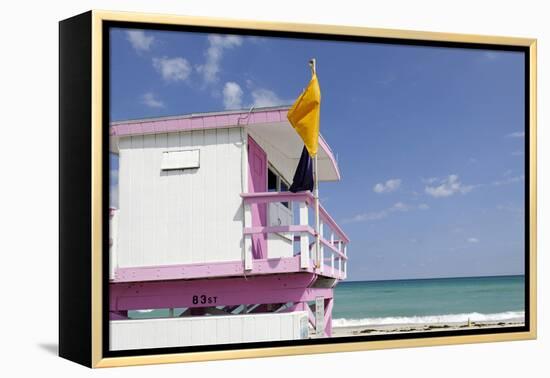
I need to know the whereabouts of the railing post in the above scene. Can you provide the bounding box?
[299,201,310,269]
[338,241,342,278]
[319,222,324,273]
[243,201,253,271]
[330,232,335,276]
[343,244,347,278]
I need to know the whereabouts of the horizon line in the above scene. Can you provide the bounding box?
[344,273,525,283]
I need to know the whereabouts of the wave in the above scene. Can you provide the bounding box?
[332,311,525,328]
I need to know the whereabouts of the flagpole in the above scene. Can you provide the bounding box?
[309,58,321,269]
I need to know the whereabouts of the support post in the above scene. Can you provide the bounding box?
[243,202,253,271]
[315,296,324,337]
[309,58,321,271]
[314,155,320,269]
[338,241,343,278]
[343,245,347,279]
[330,232,335,276]
[318,222,324,273]
[299,201,310,269]
[324,298,333,337]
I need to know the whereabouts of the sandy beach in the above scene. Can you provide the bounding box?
[330,318,525,337]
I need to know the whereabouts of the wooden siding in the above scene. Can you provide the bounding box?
[117,127,244,268]
[109,311,308,350]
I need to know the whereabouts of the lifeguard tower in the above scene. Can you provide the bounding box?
[108,106,349,350]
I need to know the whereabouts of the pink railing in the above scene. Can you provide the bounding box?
[240,191,349,279]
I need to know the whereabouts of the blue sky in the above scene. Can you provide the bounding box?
[110,27,525,281]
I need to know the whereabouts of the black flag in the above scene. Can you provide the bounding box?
[289,146,314,193]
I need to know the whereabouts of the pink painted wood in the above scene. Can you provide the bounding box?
[110,109,288,137]
[109,311,128,320]
[110,272,334,311]
[112,256,345,283]
[243,225,315,236]
[240,191,313,205]
[115,256,301,282]
[247,136,268,259]
[324,298,334,337]
[110,108,341,181]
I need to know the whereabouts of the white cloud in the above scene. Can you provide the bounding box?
[140,92,164,108]
[392,202,409,211]
[506,131,525,138]
[196,35,242,84]
[126,30,154,52]
[251,88,289,108]
[418,203,430,210]
[467,237,479,243]
[492,175,524,186]
[153,57,192,82]
[343,202,412,223]
[425,174,473,198]
[421,177,439,184]
[222,82,243,109]
[373,179,401,193]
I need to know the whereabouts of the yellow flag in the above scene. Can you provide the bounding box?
[287,73,321,157]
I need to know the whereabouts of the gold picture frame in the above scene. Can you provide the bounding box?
[59,9,537,368]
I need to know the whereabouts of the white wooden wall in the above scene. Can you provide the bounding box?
[110,311,308,350]
[117,128,244,268]
[109,211,119,279]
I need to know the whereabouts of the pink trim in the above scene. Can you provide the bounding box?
[114,256,300,282]
[243,225,315,236]
[240,191,313,205]
[110,109,285,137]
[112,256,345,283]
[241,191,349,243]
[110,108,340,181]
[110,272,333,312]
[248,136,268,259]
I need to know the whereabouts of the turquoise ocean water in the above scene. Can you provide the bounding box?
[127,275,525,326]
[332,275,525,327]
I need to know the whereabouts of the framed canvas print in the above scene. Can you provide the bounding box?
[59,10,537,368]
